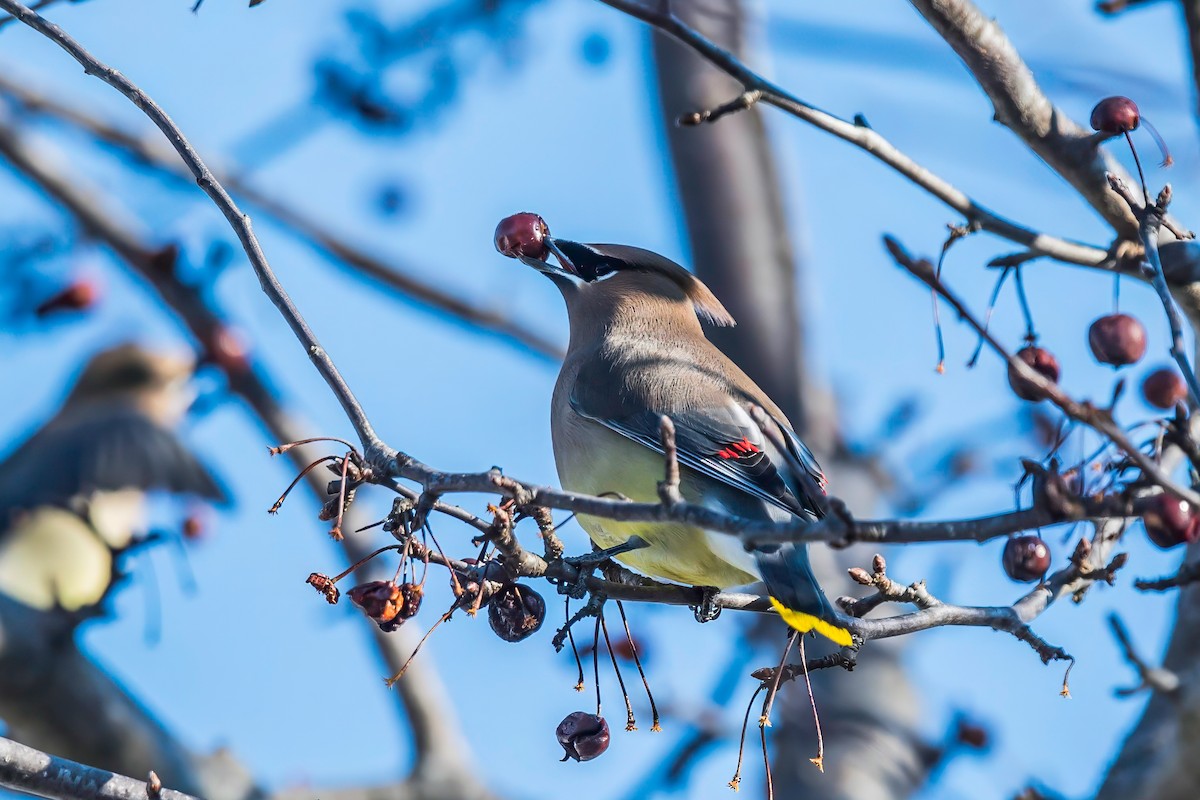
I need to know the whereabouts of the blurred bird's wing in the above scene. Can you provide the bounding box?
[0,403,227,523]
[569,357,825,520]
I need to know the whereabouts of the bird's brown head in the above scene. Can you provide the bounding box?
[494,212,735,328]
[65,343,196,423]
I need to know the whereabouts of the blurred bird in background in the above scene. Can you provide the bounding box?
[0,342,226,612]
[497,214,851,646]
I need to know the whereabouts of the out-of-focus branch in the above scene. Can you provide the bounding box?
[1108,613,1180,696]
[0,119,490,799]
[0,596,257,800]
[1183,2,1200,123]
[601,0,1112,269]
[0,73,563,362]
[0,734,200,800]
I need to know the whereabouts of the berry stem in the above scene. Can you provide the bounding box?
[1124,130,1150,206]
[1014,266,1037,342]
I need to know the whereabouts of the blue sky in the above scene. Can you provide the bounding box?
[0,1,1197,798]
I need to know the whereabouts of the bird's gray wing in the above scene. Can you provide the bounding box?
[570,352,825,519]
[0,404,227,523]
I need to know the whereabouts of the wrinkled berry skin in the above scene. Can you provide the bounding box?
[1143,494,1200,549]
[1142,368,1188,410]
[1002,536,1051,582]
[1090,96,1140,134]
[494,213,550,261]
[1008,346,1060,402]
[348,581,403,629]
[556,712,610,762]
[1088,313,1147,367]
[487,583,546,642]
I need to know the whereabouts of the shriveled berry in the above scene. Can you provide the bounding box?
[1088,313,1146,367]
[1142,494,1200,549]
[1008,346,1060,402]
[348,580,403,628]
[1090,96,1140,134]
[487,582,545,642]
[35,280,98,317]
[397,582,423,619]
[306,573,340,605]
[494,213,550,261]
[1142,368,1188,409]
[556,712,610,762]
[1002,536,1051,582]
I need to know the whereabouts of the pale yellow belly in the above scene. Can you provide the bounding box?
[556,416,757,588]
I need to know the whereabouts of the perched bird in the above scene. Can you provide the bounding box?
[0,343,225,611]
[496,214,850,645]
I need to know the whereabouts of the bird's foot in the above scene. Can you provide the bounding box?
[691,586,722,623]
[557,537,649,599]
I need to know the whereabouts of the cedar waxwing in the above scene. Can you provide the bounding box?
[506,231,851,646]
[0,343,226,611]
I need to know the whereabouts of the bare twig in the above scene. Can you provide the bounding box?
[1134,559,1200,591]
[884,235,1200,508]
[598,0,1112,269]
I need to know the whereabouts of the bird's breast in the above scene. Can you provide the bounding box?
[551,408,758,588]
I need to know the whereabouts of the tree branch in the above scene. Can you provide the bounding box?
[600,0,1112,269]
[0,735,200,800]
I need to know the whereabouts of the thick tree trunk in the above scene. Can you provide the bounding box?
[650,3,929,797]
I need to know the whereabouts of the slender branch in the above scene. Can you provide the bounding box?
[598,0,1112,269]
[1108,613,1180,695]
[884,235,1200,507]
[1134,559,1200,591]
[0,0,61,29]
[0,74,562,361]
[0,735,200,800]
[0,0,383,458]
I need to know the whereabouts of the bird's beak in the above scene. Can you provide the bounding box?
[520,237,580,278]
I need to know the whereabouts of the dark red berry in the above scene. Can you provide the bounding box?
[556,712,610,762]
[1090,96,1140,134]
[1142,494,1200,549]
[954,718,990,751]
[35,280,98,317]
[1008,346,1060,402]
[348,581,404,629]
[487,583,545,642]
[494,213,550,261]
[203,326,250,375]
[1088,313,1147,367]
[1002,536,1051,582]
[1142,368,1188,409]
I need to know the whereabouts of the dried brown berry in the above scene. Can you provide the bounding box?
[398,582,423,619]
[35,280,98,317]
[1008,346,1060,402]
[1142,368,1188,409]
[487,583,545,642]
[954,719,990,750]
[307,573,340,604]
[1090,96,1140,134]
[494,213,550,261]
[1088,313,1147,367]
[556,712,610,762]
[348,581,404,628]
[1142,494,1200,549]
[1002,536,1051,582]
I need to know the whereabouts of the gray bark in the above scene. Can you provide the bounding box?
[650,2,927,797]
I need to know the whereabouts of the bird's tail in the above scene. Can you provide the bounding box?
[756,544,852,647]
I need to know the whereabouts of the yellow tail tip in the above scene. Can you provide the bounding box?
[769,597,853,647]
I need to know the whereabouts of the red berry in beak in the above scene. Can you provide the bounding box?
[1090,96,1140,134]
[1142,494,1200,549]
[1002,535,1051,582]
[1008,346,1060,402]
[494,213,550,261]
[1142,367,1188,410]
[1088,313,1147,367]
[556,712,610,762]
